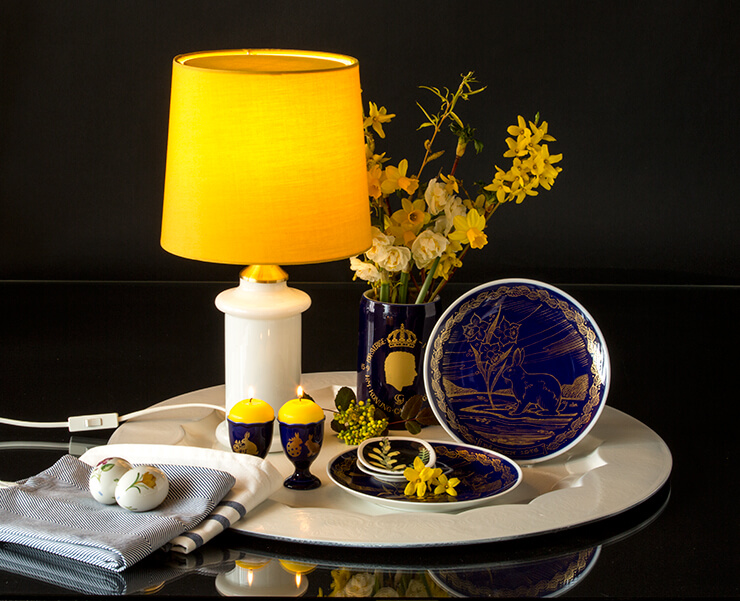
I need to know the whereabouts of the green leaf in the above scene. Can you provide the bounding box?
[415,407,438,426]
[401,395,423,420]
[405,420,422,435]
[330,419,346,433]
[334,386,355,412]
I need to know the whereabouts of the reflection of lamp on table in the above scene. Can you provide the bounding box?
[160,49,371,447]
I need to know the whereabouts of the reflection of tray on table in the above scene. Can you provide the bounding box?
[110,372,672,548]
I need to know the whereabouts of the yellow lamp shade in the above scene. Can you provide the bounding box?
[161,49,371,265]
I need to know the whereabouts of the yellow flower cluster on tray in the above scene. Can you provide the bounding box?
[350,72,563,304]
[403,456,460,498]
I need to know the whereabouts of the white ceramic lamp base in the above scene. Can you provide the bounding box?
[215,271,311,452]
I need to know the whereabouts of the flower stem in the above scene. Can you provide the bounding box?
[450,154,461,177]
[398,271,410,304]
[415,257,440,304]
[379,281,390,303]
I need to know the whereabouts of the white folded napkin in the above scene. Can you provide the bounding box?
[79,444,282,554]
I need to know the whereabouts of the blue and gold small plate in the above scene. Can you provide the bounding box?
[424,279,610,463]
[327,441,521,512]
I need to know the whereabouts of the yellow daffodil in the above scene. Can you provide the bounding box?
[364,102,395,139]
[381,159,419,196]
[367,163,383,200]
[386,223,417,247]
[433,473,461,497]
[449,208,488,249]
[391,197,428,232]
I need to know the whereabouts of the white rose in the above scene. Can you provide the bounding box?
[434,195,466,236]
[349,256,381,282]
[376,245,411,273]
[366,227,394,263]
[424,177,450,215]
[411,230,449,269]
[344,573,375,597]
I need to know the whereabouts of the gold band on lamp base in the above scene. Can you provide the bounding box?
[240,265,289,284]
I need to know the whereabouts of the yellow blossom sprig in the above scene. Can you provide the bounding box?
[351,73,563,305]
[403,456,460,498]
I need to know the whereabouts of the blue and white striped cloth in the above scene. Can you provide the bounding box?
[0,444,282,572]
[0,539,251,595]
[79,444,283,555]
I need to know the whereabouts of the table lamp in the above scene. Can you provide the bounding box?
[161,49,371,447]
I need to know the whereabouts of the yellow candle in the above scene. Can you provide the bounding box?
[228,398,274,423]
[278,398,324,424]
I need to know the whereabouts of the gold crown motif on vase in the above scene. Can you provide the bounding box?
[387,324,418,349]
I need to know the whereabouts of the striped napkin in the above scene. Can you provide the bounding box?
[0,444,282,572]
[0,540,251,595]
[79,444,283,554]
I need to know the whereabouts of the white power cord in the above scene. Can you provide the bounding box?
[0,403,226,432]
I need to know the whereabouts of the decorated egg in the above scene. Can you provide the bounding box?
[89,457,133,504]
[114,465,170,512]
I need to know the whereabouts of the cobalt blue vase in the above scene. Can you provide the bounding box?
[356,291,439,428]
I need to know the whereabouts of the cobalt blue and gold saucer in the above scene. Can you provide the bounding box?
[424,279,610,463]
[326,440,522,512]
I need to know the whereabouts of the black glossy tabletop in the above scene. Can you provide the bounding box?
[0,282,736,598]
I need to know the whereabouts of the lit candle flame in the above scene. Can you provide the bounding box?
[247,569,254,586]
[248,386,255,400]
[297,385,304,398]
[295,573,302,588]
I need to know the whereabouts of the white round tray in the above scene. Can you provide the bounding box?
[109,372,672,547]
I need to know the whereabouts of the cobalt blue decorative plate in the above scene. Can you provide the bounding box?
[424,279,610,463]
[327,440,522,512]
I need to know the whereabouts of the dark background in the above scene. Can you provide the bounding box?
[1,0,737,285]
[0,3,738,595]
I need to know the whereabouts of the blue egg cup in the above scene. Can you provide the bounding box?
[228,418,274,459]
[278,418,325,490]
